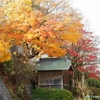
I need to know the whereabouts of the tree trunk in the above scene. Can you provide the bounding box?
[81,73,85,87]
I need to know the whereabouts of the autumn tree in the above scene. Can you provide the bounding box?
[66,30,100,84]
[66,30,99,68]
[0,1,87,100]
[0,0,84,86]
[65,29,100,99]
[0,0,83,62]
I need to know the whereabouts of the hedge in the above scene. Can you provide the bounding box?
[31,88,73,100]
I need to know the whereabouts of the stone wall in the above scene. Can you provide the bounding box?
[0,77,11,100]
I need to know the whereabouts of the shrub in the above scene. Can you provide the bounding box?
[31,88,73,100]
[86,78,100,88]
[3,60,14,75]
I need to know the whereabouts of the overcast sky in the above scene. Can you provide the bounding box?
[71,0,100,37]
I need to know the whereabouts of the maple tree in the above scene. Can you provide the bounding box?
[0,0,84,86]
[66,30,99,67]
[64,29,100,99]
[0,0,83,63]
[65,30,99,92]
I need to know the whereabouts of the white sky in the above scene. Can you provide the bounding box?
[71,0,100,37]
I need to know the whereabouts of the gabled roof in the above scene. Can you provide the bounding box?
[35,57,71,71]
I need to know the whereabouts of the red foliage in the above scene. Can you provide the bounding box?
[86,66,96,72]
[67,50,79,56]
[77,67,87,73]
[66,29,99,69]
[88,73,99,79]
[86,66,100,79]
[68,71,74,75]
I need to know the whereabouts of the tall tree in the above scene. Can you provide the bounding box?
[66,30,100,99]
[0,0,84,85]
[0,0,83,62]
[66,30,99,68]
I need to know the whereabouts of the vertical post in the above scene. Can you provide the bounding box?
[81,73,85,87]
[72,72,75,87]
[61,76,63,89]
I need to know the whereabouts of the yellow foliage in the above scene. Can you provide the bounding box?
[22,0,32,5]
[62,32,82,44]
[0,0,83,61]
[0,40,11,62]
[3,0,32,23]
